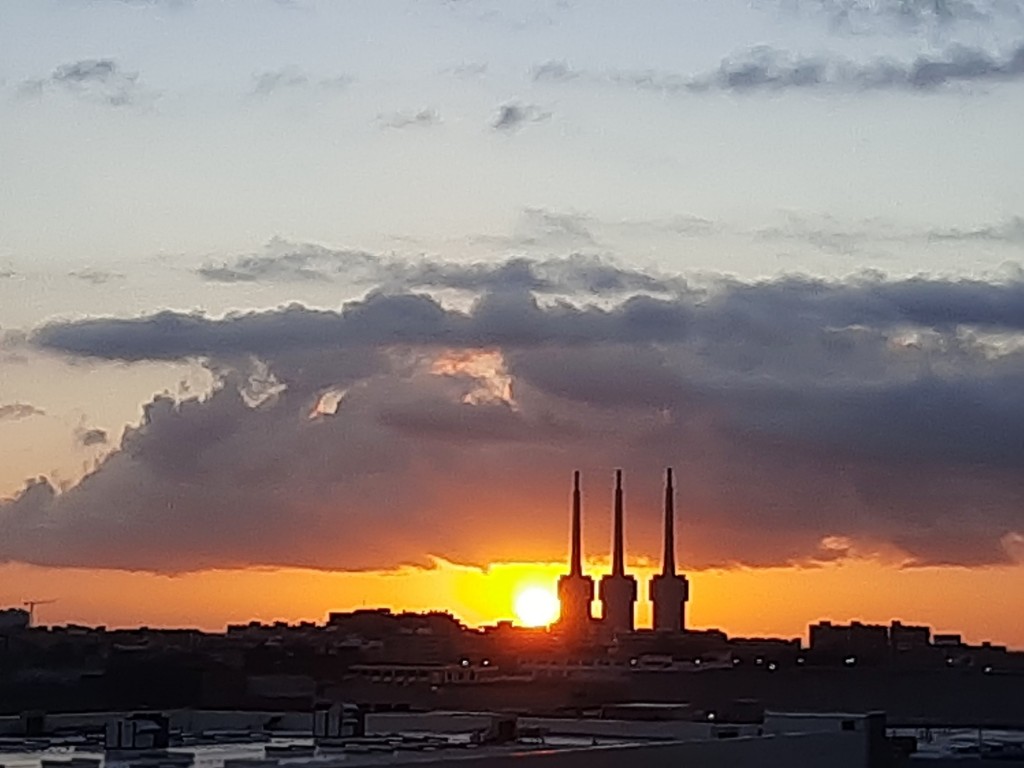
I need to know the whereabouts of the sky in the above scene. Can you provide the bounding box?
[2,0,1024,644]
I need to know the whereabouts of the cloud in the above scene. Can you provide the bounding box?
[197,242,378,283]
[22,59,151,107]
[928,217,1024,244]
[251,68,309,95]
[534,42,1024,95]
[446,62,488,77]
[0,404,45,421]
[380,109,441,129]
[196,239,684,295]
[76,427,109,447]
[250,68,351,96]
[7,269,1024,573]
[492,102,550,131]
[755,213,1024,258]
[69,269,125,285]
[770,0,1020,33]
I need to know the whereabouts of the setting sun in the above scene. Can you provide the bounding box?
[513,585,560,627]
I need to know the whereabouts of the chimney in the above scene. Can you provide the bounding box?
[612,469,625,576]
[570,470,582,576]
[662,467,676,576]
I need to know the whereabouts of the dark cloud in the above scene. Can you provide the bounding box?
[534,42,1024,95]
[7,270,1024,573]
[0,404,45,421]
[22,58,150,107]
[492,102,550,131]
[76,427,109,447]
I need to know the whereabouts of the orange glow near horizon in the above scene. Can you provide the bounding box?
[3,558,1024,649]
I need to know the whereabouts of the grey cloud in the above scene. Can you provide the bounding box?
[251,68,309,95]
[197,244,378,283]
[9,271,1024,572]
[250,69,351,96]
[0,403,45,421]
[25,58,150,107]
[929,217,1024,244]
[197,241,683,296]
[493,102,550,131]
[772,0,1019,32]
[32,290,694,361]
[70,269,125,285]
[534,42,1024,95]
[76,427,109,447]
[393,255,687,296]
[380,109,441,129]
[446,62,488,77]
[759,213,1024,256]
[35,273,1024,364]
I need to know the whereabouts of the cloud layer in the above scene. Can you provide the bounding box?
[196,239,686,295]
[534,42,1024,95]
[4,261,1024,574]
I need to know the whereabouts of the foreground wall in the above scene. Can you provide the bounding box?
[377,732,870,768]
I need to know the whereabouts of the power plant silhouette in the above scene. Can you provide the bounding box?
[556,468,689,636]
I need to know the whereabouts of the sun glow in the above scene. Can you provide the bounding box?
[513,585,560,627]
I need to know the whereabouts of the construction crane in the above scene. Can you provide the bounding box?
[22,599,56,628]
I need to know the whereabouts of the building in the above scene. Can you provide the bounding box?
[809,621,889,661]
[0,609,30,634]
[889,621,930,652]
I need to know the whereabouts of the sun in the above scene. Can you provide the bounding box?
[513,586,560,627]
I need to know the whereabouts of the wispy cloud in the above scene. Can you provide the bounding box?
[250,68,352,96]
[770,0,1022,33]
[0,403,45,421]
[69,269,125,285]
[196,239,685,296]
[379,109,441,129]
[534,42,1024,95]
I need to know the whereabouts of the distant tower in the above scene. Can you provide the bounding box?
[556,471,594,636]
[599,470,638,634]
[650,468,689,632]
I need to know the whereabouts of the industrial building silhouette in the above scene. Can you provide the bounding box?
[556,468,689,637]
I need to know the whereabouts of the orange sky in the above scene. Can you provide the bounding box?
[3,557,1022,648]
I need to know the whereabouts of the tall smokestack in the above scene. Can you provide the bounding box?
[570,470,582,576]
[612,469,625,576]
[662,467,675,576]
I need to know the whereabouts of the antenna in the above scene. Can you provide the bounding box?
[22,599,57,628]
